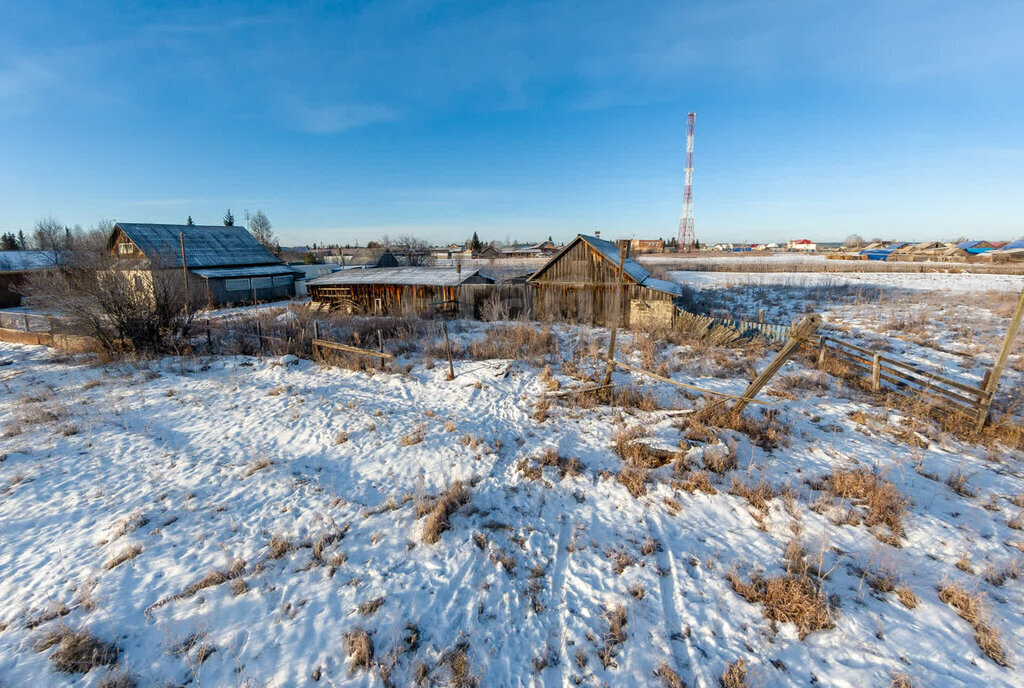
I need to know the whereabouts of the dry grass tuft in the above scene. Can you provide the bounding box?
[720,658,748,688]
[344,628,374,672]
[655,662,685,688]
[690,403,789,451]
[442,644,479,688]
[726,569,835,639]
[614,427,678,469]
[617,466,650,498]
[817,469,908,540]
[703,444,737,474]
[945,470,975,498]
[357,597,385,616]
[889,673,916,688]
[104,544,142,570]
[243,457,272,477]
[34,627,119,674]
[422,481,471,543]
[937,583,1009,666]
[896,586,918,609]
[597,605,628,669]
[267,535,293,559]
[469,324,556,365]
[673,470,718,495]
[335,431,349,444]
[400,425,426,446]
[97,668,137,688]
[730,476,775,512]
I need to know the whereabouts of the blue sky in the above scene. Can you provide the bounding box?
[1,0,1022,246]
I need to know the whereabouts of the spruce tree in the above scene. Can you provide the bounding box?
[223,209,234,226]
[187,216,194,226]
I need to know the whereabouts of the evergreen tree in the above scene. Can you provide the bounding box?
[470,231,482,252]
[18,230,26,249]
[0,232,18,250]
[223,209,235,226]
[187,216,194,226]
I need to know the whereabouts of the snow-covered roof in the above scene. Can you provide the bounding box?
[191,265,303,279]
[0,251,56,272]
[112,223,281,269]
[306,267,493,287]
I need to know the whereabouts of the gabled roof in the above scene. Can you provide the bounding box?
[528,234,683,298]
[306,267,493,287]
[0,250,57,272]
[111,223,281,269]
[998,239,1024,251]
[348,248,399,268]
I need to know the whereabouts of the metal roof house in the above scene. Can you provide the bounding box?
[0,251,57,307]
[343,248,400,269]
[306,266,494,315]
[527,234,683,326]
[107,223,300,306]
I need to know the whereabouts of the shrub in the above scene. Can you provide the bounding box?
[726,570,835,639]
[34,627,119,674]
[423,481,471,543]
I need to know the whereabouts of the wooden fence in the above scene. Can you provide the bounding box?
[811,334,992,423]
[673,306,793,344]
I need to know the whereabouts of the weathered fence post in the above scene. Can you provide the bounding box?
[871,353,881,391]
[312,320,320,361]
[758,308,764,323]
[206,319,212,353]
[732,313,821,415]
[817,336,828,368]
[600,242,628,400]
[442,321,455,380]
[975,287,1024,432]
[256,321,264,356]
[377,329,385,370]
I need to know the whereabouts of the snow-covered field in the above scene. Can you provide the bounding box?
[671,270,1024,293]
[1,285,1024,687]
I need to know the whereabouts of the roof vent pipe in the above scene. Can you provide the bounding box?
[595,231,601,239]
[456,261,461,275]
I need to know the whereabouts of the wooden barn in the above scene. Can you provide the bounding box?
[306,266,494,315]
[107,223,300,306]
[0,251,55,307]
[527,234,683,326]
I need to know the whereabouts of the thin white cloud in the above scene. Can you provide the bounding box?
[286,102,399,134]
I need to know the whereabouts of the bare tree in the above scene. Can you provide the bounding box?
[844,234,865,249]
[383,234,432,266]
[20,248,194,354]
[31,217,70,263]
[249,210,278,253]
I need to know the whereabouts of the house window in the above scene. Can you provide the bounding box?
[225,278,250,292]
[272,275,293,286]
[251,277,272,290]
[118,242,135,255]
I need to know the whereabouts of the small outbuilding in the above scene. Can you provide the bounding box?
[306,266,494,315]
[526,234,683,327]
[0,251,56,307]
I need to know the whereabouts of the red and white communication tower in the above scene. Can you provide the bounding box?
[676,112,696,251]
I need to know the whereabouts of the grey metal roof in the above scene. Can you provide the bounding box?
[306,267,492,287]
[191,264,303,279]
[0,251,57,272]
[113,223,281,268]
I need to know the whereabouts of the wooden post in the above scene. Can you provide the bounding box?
[758,308,764,323]
[206,319,213,353]
[312,320,320,361]
[871,353,881,391]
[732,313,821,415]
[817,336,828,368]
[377,329,385,370]
[975,287,1024,432]
[23,312,30,332]
[442,321,455,380]
[256,321,264,356]
[600,242,628,400]
[179,232,190,309]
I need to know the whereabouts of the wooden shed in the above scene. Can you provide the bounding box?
[526,234,683,326]
[306,267,494,315]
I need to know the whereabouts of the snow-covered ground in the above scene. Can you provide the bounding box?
[671,270,1024,293]
[1,299,1024,686]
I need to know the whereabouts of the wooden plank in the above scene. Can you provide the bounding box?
[828,349,981,411]
[312,338,393,359]
[732,313,820,414]
[614,359,770,405]
[975,287,1024,432]
[876,354,988,396]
